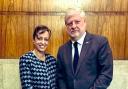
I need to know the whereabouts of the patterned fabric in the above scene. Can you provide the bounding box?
[19,51,57,89]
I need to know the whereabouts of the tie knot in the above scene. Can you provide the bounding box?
[73,41,78,48]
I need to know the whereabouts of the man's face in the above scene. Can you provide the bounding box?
[65,14,86,41]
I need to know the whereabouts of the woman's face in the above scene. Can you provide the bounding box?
[33,31,50,53]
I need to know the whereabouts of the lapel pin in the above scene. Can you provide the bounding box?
[86,42,89,44]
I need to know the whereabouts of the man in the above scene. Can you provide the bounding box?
[57,8,113,89]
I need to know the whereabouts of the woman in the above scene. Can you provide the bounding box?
[19,25,57,89]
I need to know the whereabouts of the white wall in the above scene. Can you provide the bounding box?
[0,59,127,89]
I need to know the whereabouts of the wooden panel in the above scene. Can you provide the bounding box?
[0,15,2,57]
[0,0,3,11]
[86,15,127,60]
[81,0,128,11]
[0,0,128,12]
[0,15,29,58]
[0,15,128,59]
[0,15,65,58]
[125,16,128,59]
[0,0,128,59]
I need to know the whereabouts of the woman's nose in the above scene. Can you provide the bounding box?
[41,39,45,44]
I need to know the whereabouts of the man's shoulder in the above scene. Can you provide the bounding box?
[59,40,71,49]
[88,32,107,41]
[85,32,108,46]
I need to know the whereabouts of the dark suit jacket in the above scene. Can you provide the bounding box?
[57,32,113,89]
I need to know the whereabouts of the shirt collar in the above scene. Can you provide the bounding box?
[72,32,86,45]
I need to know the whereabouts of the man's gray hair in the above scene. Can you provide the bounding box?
[65,8,86,24]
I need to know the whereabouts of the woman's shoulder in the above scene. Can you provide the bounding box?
[45,53,56,61]
[19,51,34,62]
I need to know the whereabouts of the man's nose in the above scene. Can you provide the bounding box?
[71,22,77,28]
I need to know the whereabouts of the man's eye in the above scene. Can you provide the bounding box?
[67,22,72,26]
[75,21,80,24]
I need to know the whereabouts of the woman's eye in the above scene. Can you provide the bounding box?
[44,38,49,41]
[37,37,43,40]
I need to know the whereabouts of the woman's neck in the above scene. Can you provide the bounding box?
[33,49,45,61]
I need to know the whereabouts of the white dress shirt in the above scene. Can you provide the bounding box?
[72,32,86,61]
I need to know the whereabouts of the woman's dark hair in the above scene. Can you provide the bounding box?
[33,25,51,40]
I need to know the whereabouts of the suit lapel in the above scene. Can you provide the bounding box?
[75,32,93,76]
[66,41,74,75]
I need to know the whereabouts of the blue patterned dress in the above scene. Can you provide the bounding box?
[19,51,57,89]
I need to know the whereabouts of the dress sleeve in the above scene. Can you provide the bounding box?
[19,56,33,89]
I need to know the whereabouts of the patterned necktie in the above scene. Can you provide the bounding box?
[73,42,79,73]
